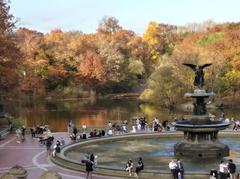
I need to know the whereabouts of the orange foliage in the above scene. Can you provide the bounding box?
[78,51,106,83]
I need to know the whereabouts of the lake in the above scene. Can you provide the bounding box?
[3,97,240,132]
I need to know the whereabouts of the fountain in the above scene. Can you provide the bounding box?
[51,63,236,179]
[174,63,229,158]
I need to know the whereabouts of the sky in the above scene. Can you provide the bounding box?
[9,0,240,34]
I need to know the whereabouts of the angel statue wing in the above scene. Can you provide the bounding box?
[199,63,212,69]
[183,63,197,71]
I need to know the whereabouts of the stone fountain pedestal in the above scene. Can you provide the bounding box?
[174,89,229,158]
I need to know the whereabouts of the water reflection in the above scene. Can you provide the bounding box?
[4,98,240,132]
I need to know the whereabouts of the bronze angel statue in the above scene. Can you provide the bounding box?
[183,63,212,88]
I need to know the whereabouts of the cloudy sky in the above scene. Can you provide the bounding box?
[10,0,240,34]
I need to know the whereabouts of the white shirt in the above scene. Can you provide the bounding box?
[219,163,227,173]
[108,129,113,135]
[169,161,177,170]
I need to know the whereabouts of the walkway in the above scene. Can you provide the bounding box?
[0,133,119,179]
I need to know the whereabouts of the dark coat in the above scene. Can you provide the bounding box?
[228,163,236,173]
[82,159,94,172]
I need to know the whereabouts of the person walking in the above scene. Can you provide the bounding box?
[67,120,73,134]
[30,127,36,138]
[82,154,95,179]
[135,157,144,177]
[228,159,236,179]
[169,159,177,179]
[15,128,21,143]
[21,126,26,141]
[46,137,53,156]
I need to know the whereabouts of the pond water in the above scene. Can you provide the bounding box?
[4,97,240,132]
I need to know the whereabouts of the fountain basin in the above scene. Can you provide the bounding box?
[51,132,240,179]
[174,141,229,158]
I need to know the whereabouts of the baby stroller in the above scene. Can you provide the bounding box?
[209,169,218,179]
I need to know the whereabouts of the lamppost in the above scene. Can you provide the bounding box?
[0,97,4,118]
[19,70,26,126]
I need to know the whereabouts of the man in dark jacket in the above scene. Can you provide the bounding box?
[82,154,95,179]
[228,159,236,179]
[176,159,184,179]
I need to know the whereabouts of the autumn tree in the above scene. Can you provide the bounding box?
[78,50,106,90]
[15,28,45,93]
[143,21,179,63]
[0,0,20,90]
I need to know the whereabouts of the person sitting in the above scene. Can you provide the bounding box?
[169,160,177,179]
[176,159,184,179]
[89,131,94,138]
[70,133,76,141]
[101,130,105,136]
[131,126,136,133]
[135,157,144,177]
[107,129,113,136]
[122,124,127,133]
[125,159,133,176]
[92,129,97,137]
[210,169,218,179]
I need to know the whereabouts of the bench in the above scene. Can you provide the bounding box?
[0,127,10,140]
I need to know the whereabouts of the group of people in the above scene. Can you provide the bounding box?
[107,121,128,135]
[70,117,173,139]
[136,117,148,131]
[214,159,237,179]
[125,158,144,177]
[169,159,184,179]
[231,118,240,131]
[152,117,171,132]
[30,125,49,138]
[69,124,107,141]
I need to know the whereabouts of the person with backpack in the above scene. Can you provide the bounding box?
[81,154,95,179]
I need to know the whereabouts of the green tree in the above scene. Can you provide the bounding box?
[140,65,184,108]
